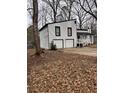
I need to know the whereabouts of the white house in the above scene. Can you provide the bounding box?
[39,19,94,49]
[77,29,94,47]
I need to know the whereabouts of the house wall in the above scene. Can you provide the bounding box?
[48,20,77,48]
[91,35,94,44]
[39,27,49,49]
[77,34,94,46]
[80,35,91,43]
[77,29,91,33]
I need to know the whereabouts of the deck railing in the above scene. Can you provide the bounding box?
[77,39,93,47]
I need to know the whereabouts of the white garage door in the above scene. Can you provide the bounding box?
[65,39,74,48]
[53,40,63,48]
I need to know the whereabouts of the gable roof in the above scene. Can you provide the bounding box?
[39,24,48,31]
[39,19,76,31]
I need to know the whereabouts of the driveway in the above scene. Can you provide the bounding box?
[62,47,97,57]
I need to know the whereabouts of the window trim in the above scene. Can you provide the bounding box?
[55,26,61,36]
[67,27,72,36]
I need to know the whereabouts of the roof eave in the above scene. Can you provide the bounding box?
[39,24,48,31]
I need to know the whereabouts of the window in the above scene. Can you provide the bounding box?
[67,27,72,36]
[74,20,76,24]
[55,26,60,36]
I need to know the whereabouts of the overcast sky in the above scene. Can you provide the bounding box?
[27,12,32,28]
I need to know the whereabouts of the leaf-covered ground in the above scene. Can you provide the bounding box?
[27,49,97,93]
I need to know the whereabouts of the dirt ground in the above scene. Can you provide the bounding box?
[27,49,97,93]
[62,47,97,57]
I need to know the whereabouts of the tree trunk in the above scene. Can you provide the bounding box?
[68,3,72,21]
[79,0,97,20]
[53,10,56,22]
[33,0,41,55]
[79,17,82,29]
[79,22,82,29]
[68,11,71,21]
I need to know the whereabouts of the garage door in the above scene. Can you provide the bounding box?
[53,39,63,48]
[65,39,74,48]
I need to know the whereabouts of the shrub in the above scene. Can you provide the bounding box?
[80,44,83,47]
[50,41,57,50]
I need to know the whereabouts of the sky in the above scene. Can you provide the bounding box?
[27,12,32,28]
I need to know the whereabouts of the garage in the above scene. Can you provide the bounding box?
[65,39,74,48]
[53,39,63,48]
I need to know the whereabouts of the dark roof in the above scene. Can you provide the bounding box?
[77,32,95,35]
[39,24,48,31]
[77,29,88,31]
[39,19,76,31]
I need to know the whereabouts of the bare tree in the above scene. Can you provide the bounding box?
[40,5,49,26]
[60,0,75,20]
[72,3,87,29]
[93,0,97,8]
[33,0,41,55]
[42,0,61,22]
[58,6,68,20]
[77,0,97,20]
[27,0,42,27]
[27,0,33,17]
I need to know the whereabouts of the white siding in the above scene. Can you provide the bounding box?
[65,39,74,48]
[53,40,63,48]
[82,35,91,44]
[91,35,94,44]
[48,20,77,48]
[39,27,49,49]
[77,34,94,46]
[77,29,91,33]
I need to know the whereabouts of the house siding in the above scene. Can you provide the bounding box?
[39,27,49,49]
[79,35,91,43]
[48,20,77,48]
[91,35,94,44]
[77,29,91,33]
[39,20,95,49]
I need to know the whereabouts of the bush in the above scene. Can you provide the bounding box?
[80,44,83,47]
[50,41,57,50]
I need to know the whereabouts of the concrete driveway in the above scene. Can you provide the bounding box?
[62,47,97,57]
